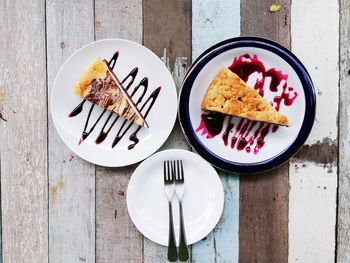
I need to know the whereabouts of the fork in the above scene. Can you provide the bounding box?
[164,161,178,262]
[174,160,189,261]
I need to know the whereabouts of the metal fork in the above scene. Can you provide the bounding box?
[174,160,189,261]
[164,161,178,262]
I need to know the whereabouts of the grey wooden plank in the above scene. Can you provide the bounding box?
[0,0,48,262]
[239,0,290,262]
[337,0,350,262]
[46,1,96,262]
[94,0,143,262]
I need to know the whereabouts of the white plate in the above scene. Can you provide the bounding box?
[179,37,315,173]
[126,149,224,246]
[51,39,177,167]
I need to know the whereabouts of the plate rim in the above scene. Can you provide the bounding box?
[178,36,316,174]
[50,38,177,167]
[126,148,225,246]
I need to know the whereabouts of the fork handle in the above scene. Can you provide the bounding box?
[178,202,189,261]
[167,202,178,262]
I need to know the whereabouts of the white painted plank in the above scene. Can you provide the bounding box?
[288,161,337,262]
[289,0,339,261]
[46,1,96,262]
[191,0,240,262]
[291,0,339,145]
[0,0,48,262]
[337,0,350,262]
[94,0,144,262]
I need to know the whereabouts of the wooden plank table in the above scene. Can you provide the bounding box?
[0,0,347,262]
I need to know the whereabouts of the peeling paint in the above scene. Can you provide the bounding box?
[95,21,101,28]
[294,138,337,164]
[0,87,7,121]
[346,105,350,149]
[50,177,64,205]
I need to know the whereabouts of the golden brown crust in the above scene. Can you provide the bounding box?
[73,58,147,127]
[201,67,290,126]
[73,58,108,97]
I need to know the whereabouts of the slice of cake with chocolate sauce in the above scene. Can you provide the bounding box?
[201,67,289,126]
[73,58,148,127]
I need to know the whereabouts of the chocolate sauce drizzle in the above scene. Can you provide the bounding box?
[68,99,86,117]
[68,51,161,149]
[128,86,161,150]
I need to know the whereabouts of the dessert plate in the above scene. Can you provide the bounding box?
[127,149,224,246]
[51,39,177,167]
[179,37,316,173]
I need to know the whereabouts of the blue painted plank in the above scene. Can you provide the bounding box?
[192,174,239,262]
[192,0,240,61]
[191,0,240,261]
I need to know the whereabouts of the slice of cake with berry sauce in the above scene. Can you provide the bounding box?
[201,67,289,126]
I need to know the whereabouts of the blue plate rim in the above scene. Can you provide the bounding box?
[178,36,316,174]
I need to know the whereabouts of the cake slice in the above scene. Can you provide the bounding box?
[73,58,148,127]
[201,67,289,126]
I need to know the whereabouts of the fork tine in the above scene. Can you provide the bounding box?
[172,160,176,181]
[180,160,184,181]
[167,160,171,181]
[164,161,167,182]
[176,160,180,180]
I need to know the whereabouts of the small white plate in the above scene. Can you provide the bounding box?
[126,149,224,246]
[51,39,177,167]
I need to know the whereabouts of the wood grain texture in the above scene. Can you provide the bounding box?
[241,0,290,48]
[0,0,48,262]
[239,1,290,262]
[289,0,339,262]
[291,1,339,146]
[46,1,96,262]
[192,0,240,60]
[336,0,350,262]
[94,0,143,262]
[289,161,337,262]
[143,0,192,66]
[239,168,288,262]
[142,1,192,261]
[191,0,240,262]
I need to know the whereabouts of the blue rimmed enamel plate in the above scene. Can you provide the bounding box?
[178,37,315,174]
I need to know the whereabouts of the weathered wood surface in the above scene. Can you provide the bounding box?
[143,0,192,261]
[0,1,48,262]
[143,0,192,66]
[46,0,96,262]
[191,0,240,262]
[289,0,339,262]
[239,1,290,262]
[337,0,350,262]
[94,0,143,262]
[0,0,346,262]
